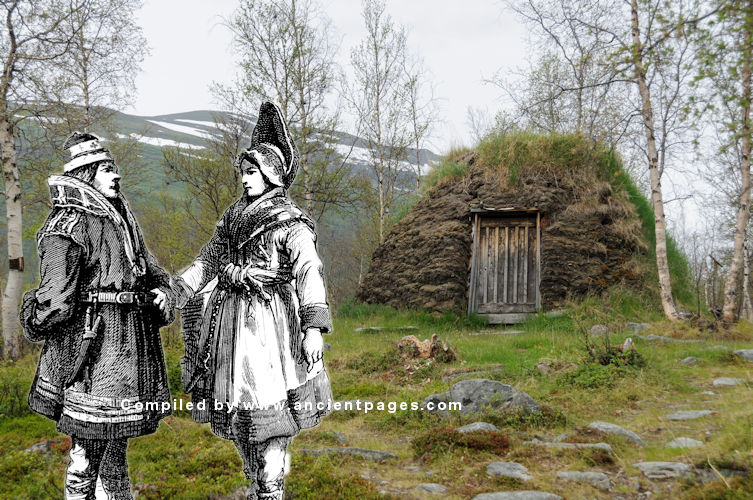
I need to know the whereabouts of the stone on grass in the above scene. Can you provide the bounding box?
[641,334,703,344]
[710,345,729,351]
[700,391,717,396]
[588,421,645,447]
[633,461,693,479]
[680,356,699,365]
[486,461,532,481]
[424,379,540,415]
[416,483,447,494]
[556,471,610,490]
[626,322,651,333]
[665,410,713,421]
[734,349,753,362]
[524,441,612,453]
[713,377,745,387]
[472,492,562,500]
[590,324,608,336]
[457,422,498,433]
[299,447,396,461]
[666,437,703,449]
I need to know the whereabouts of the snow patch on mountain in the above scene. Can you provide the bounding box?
[147,120,215,140]
[116,133,205,150]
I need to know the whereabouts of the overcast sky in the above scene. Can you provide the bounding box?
[133,0,526,152]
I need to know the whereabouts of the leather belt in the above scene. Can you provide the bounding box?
[82,291,154,305]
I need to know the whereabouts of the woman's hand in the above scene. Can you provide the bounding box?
[302,328,323,371]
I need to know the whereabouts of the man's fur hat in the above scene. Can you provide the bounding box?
[62,131,113,172]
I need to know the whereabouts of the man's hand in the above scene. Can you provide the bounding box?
[151,288,168,313]
[302,328,323,372]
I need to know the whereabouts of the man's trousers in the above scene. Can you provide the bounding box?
[65,437,131,500]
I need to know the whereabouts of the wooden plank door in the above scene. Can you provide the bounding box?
[470,214,539,315]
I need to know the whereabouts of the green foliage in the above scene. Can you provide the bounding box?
[0,357,36,419]
[287,454,392,499]
[558,362,639,389]
[478,405,568,430]
[345,345,402,374]
[410,426,510,458]
[421,159,470,191]
[599,150,695,307]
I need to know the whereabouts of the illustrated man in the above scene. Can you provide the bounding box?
[172,102,333,500]
[20,132,173,499]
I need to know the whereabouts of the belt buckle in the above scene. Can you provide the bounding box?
[116,291,135,304]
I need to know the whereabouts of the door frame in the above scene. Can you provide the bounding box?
[468,207,541,322]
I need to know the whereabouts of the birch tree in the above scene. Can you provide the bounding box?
[218,0,359,222]
[505,0,711,320]
[0,0,93,359]
[347,0,411,241]
[693,0,753,322]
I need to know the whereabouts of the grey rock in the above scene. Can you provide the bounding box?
[590,324,608,336]
[299,447,396,460]
[633,461,693,479]
[24,440,53,453]
[403,465,421,472]
[700,391,718,396]
[556,471,611,490]
[545,310,566,318]
[468,329,523,336]
[424,379,540,415]
[457,421,499,433]
[588,421,646,447]
[734,349,753,362]
[680,356,699,365]
[323,342,332,352]
[626,322,651,333]
[713,377,745,387]
[535,361,553,375]
[710,345,729,351]
[641,334,703,344]
[524,441,613,453]
[416,483,448,493]
[486,461,532,481]
[695,468,749,484]
[666,437,703,449]
[472,493,562,500]
[665,410,713,421]
[354,326,384,332]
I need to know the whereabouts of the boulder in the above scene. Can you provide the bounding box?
[556,471,610,490]
[680,356,699,365]
[299,447,396,461]
[472,493,562,500]
[486,461,532,481]
[424,379,540,415]
[398,334,456,361]
[524,441,613,453]
[734,349,753,362]
[713,377,745,387]
[457,422,499,433]
[416,483,448,494]
[666,437,703,449]
[665,410,713,421]
[587,421,645,447]
[626,322,651,333]
[633,461,693,479]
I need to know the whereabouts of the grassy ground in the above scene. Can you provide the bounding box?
[1,294,752,499]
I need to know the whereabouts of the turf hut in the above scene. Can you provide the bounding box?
[357,133,647,323]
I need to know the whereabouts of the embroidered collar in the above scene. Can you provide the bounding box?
[47,175,146,276]
[229,188,313,250]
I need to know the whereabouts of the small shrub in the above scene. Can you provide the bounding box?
[484,406,567,430]
[345,346,402,374]
[558,363,634,389]
[411,426,510,458]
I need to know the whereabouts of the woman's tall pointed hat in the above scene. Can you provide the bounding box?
[235,101,300,189]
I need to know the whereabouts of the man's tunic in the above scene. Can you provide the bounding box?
[21,175,172,439]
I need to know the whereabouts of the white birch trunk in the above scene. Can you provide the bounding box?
[631,0,679,320]
[722,5,753,322]
[1,115,22,359]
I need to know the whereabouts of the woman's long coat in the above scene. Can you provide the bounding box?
[180,187,332,443]
[21,175,172,440]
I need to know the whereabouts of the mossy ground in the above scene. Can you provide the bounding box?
[1,294,752,499]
